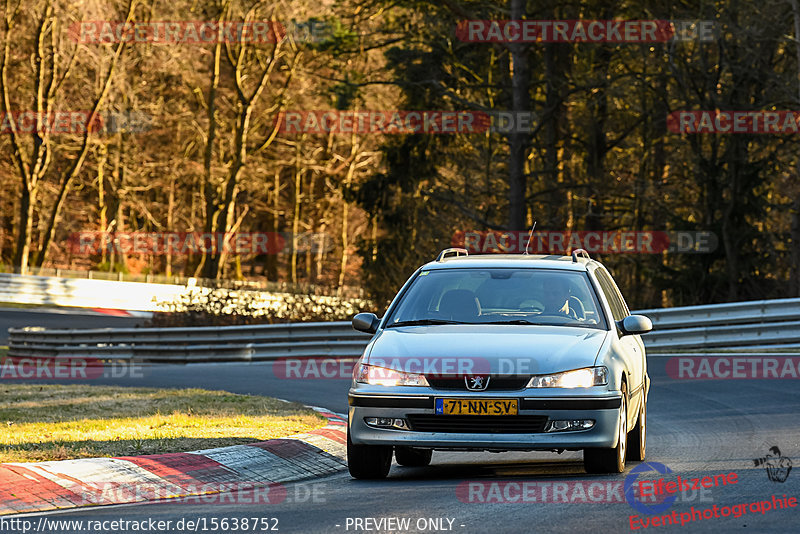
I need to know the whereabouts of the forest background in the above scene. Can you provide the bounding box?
[2,0,798,312]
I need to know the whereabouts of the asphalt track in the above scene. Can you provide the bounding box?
[2,312,799,533]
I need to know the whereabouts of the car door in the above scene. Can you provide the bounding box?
[594,267,645,413]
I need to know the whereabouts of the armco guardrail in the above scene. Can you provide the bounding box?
[635,298,800,350]
[8,298,800,361]
[8,322,370,362]
[635,298,800,328]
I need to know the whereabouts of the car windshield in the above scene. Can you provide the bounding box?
[386,268,607,329]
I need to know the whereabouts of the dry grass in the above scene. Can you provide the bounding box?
[0,384,326,462]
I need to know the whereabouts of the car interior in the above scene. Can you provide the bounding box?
[409,270,604,326]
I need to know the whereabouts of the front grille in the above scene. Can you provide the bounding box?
[426,376,530,391]
[407,415,548,434]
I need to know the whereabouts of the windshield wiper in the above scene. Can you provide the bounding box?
[483,319,595,328]
[482,319,544,325]
[386,319,464,328]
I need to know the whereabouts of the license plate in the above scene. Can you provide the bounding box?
[435,398,518,416]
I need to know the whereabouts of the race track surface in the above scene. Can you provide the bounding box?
[3,311,798,533]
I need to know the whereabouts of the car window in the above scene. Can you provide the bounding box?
[386,268,607,329]
[594,268,628,322]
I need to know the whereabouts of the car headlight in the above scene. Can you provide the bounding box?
[527,366,608,388]
[354,364,430,387]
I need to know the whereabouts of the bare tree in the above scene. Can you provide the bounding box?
[201,2,299,279]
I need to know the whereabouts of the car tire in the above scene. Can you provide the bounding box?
[626,396,646,462]
[395,446,433,467]
[347,428,392,479]
[584,381,628,474]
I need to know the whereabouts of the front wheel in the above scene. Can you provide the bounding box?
[584,382,628,474]
[395,446,432,467]
[347,428,392,479]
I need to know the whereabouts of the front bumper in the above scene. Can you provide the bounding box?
[348,389,623,451]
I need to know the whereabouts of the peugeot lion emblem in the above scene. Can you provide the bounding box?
[465,375,490,391]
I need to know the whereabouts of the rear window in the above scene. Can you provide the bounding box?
[386,268,607,329]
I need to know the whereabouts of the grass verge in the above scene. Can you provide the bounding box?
[0,384,327,463]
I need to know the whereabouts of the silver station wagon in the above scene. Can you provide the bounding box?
[347,249,653,479]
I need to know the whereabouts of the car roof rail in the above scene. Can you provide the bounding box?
[436,248,469,262]
[572,248,591,263]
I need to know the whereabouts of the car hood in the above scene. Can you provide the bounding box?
[367,325,608,376]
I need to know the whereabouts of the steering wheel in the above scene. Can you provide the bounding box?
[568,296,586,320]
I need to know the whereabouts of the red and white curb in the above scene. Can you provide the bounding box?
[0,407,346,515]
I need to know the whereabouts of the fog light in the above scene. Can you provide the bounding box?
[544,419,594,432]
[365,417,409,430]
[392,418,409,429]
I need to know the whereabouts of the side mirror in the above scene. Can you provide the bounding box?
[352,312,379,334]
[618,315,653,336]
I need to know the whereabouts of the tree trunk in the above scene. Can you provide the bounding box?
[109,132,125,269]
[506,0,530,231]
[13,185,35,274]
[199,35,223,279]
[790,0,800,295]
[338,136,359,293]
[97,144,108,265]
[543,32,568,228]
[165,176,175,276]
[793,196,800,295]
[267,170,280,280]
[210,103,254,278]
[316,221,326,281]
[291,147,302,284]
